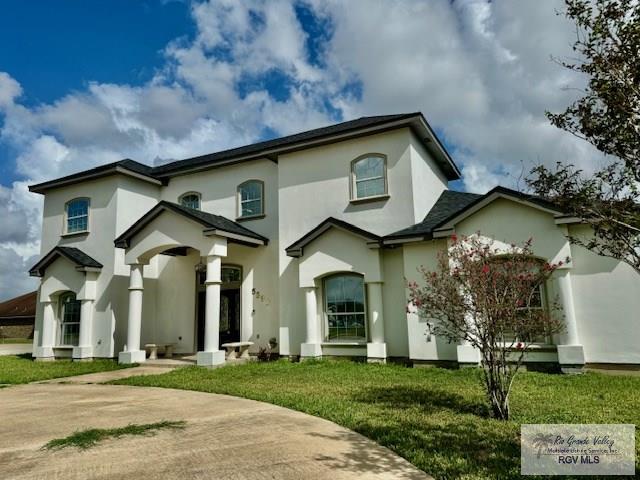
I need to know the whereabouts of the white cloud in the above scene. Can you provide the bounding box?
[0,0,609,299]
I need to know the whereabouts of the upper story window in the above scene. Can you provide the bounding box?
[179,192,201,210]
[324,273,367,341]
[237,180,264,219]
[65,198,89,234]
[351,154,387,201]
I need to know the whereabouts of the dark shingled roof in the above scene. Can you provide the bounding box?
[29,159,157,193]
[29,246,103,277]
[385,186,565,242]
[29,113,461,193]
[285,217,380,257]
[0,291,37,318]
[386,190,483,239]
[152,113,427,177]
[114,201,269,249]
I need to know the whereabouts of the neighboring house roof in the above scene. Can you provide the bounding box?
[29,246,103,277]
[383,186,566,245]
[29,113,461,194]
[0,291,37,319]
[286,217,380,258]
[114,201,269,249]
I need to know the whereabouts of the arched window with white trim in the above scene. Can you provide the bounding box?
[65,198,90,234]
[351,154,387,200]
[59,292,81,346]
[179,192,201,210]
[324,273,367,341]
[237,180,264,219]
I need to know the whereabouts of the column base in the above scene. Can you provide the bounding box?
[367,342,387,363]
[72,346,94,360]
[300,343,322,359]
[33,346,54,360]
[197,350,226,366]
[557,345,585,374]
[457,344,481,367]
[118,350,146,364]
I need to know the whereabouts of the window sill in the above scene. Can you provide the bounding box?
[61,231,89,238]
[321,341,367,347]
[499,343,557,352]
[53,345,74,349]
[236,214,265,222]
[349,194,390,205]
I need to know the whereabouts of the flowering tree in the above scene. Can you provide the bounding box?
[408,234,565,420]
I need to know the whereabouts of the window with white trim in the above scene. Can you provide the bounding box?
[65,198,89,233]
[491,257,549,344]
[238,180,264,218]
[179,192,201,210]
[59,292,80,346]
[324,273,367,341]
[351,154,387,200]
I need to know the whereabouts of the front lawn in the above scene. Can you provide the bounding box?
[114,360,640,480]
[0,354,131,384]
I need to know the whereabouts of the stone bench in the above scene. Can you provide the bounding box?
[221,341,254,360]
[144,343,176,360]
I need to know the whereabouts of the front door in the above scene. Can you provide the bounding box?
[196,287,241,351]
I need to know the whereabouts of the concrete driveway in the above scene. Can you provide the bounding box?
[0,382,431,480]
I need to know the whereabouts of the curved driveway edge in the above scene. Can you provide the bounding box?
[0,383,432,480]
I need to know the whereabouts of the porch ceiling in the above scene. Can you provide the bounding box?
[114,201,269,250]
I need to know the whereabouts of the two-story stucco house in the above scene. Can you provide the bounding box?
[27,113,640,371]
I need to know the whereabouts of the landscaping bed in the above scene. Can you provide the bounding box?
[113,359,640,479]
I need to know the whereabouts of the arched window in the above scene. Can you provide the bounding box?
[65,198,90,234]
[351,154,387,200]
[59,292,81,346]
[324,273,366,341]
[237,180,264,219]
[179,192,201,210]
[489,256,548,344]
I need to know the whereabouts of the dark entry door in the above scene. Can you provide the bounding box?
[196,289,240,351]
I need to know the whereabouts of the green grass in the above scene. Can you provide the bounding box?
[43,420,186,450]
[0,338,32,344]
[113,360,640,480]
[0,354,132,384]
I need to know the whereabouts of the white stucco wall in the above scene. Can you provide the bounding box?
[568,224,640,364]
[277,128,442,355]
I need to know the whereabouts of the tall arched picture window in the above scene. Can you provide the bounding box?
[59,292,81,346]
[351,154,387,200]
[324,273,366,341]
[237,180,264,218]
[179,192,201,210]
[491,257,549,344]
[65,198,89,234]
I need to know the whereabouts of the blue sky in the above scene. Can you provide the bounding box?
[0,0,602,299]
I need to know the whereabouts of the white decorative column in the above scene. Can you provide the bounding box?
[366,282,387,362]
[300,286,322,359]
[197,254,226,366]
[456,310,481,367]
[119,264,146,364]
[555,269,585,373]
[74,271,98,360]
[34,300,55,361]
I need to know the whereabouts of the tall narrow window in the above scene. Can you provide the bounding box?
[65,198,89,233]
[238,180,264,218]
[179,192,201,210]
[351,154,387,200]
[59,292,81,346]
[324,273,367,341]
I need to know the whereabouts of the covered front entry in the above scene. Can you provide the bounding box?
[113,201,268,366]
[196,265,241,351]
